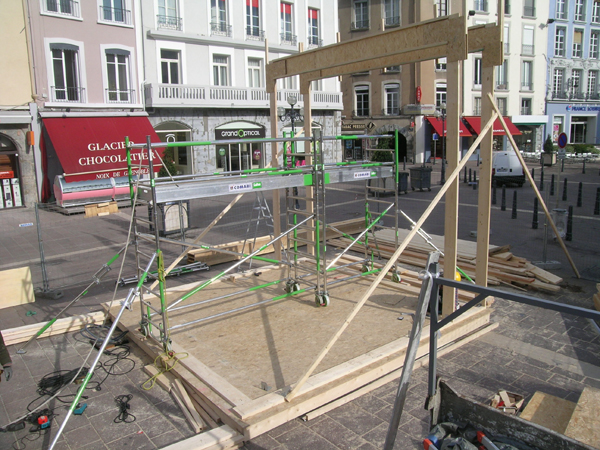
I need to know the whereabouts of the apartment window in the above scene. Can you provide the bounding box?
[496,98,507,115]
[248,58,262,88]
[591,31,600,59]
[279,76,297,90]
[100,0,129,24]
[213,55,230,86]
[504,0,511,14]
[572,69,583,98]
[473,97,481,116]
[280,2,295,44]
[435,0,448,16]
[588,70,598,98]
[355,85,369,116]
[474,0,487,12]
[553,68,565,98]
[555,27,566,57]
[474,57,482,87]
[246,0,261,38]
[352,0,369,30]
[504,24,510,54]
[51,45,82,102]
[496,60,508,90]
[158,0,181,30]
[436,57,447,71]
[384,0,400,27]
[160,49,180,84]
[384,83,399,115]
[211,0,229,35]
[523,0,535,17]
[521,98,532,115]
[106,50,131,102]
[384,66,400,73]
[572,30,583,58]
[436,83,447,107]
[308,9,320,47]
[556,0,567,20]
[593,0,600,23]
[522,26,534,55]
[521,61,533,90]
[575,0,586,21]
[45,0,79,17]
[312,79,322,91]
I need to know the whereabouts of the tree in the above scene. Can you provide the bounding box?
[543,134,554,154]
[158,148,177,177]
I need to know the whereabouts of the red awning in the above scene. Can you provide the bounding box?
[43,116,164,182]
[425,117,472,137]
[462,116,522,136]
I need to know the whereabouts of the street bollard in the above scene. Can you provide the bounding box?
[492,180,497,205]
[464,166,468,183]
[501,186,506,211]
[566,206,573,241]
[550,174,555,196]
[473,171,477,189]
[531,167,535,179]
[540,168,544,191]
[563,178,568,201]
[577,182,583,207]
[477,154,480,167]
[532,197,539,229]
[511,191,517,219]
[595,188,600,215]
[561,158,565,172]
[469,168,472,183]
[403,157,406,171]
[583,159,586,174]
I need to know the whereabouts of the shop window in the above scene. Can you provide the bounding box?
[553,116,564,142]
[308,8,321,47]
[211,0,230,36]
[50,44,84,102]
[246,0,263,40]
[0,136,23,208]
[280,2,295,45]
[555,27,566,57]
[384,0,400,27]
[354,85,369,117]
[384,83,399,115]
[99,0,130,24]
[106,50,132,103]
[213,55,230,86]
[570,118,587,143]
[160,49,181,84]
[157,0,181,30]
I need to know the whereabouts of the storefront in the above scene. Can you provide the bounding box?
[0,134,24,208]
[214,122,266,172]
[341,122,367,161]
[547,103,600,145]
[462,116,522,152]
[424,116,472,161]
[155,122,193,175]
[510,115,547,153]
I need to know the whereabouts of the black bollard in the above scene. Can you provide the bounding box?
[511,191,518,219]
[464,166,468,183]
[469,168,472,183]
[561,158,565,172]
[562,178,568,201]
[566,205,573,241]
[532,197,539,229]
[473,171,477,188]
[477,154,480,167]
[531,167,535,180]
[540,168,544,191]
[492,180,497,205]
[583,159,586,174]
[577,181,583,207]
[550,174,555,196]
[595,187,600,215]
[501,186,506,211]
[403,157,406,171]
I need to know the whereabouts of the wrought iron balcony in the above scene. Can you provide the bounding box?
[307,36,323,48]
[572,91,586,100]
[522,44,534,55]
[552,91,569,99]
[51,86,85,103]
[246,27,265,41]
[157,15,182,31]
[521,82,533,91]
[589,93,600,100]
[520,106,532,115]
[351,20,369,31]
[496,82,509,90]
[523,5,536,17]
[106,88,135,104]
[211,22,232,37]
[44,0,80,17]
[385,15,400,27]
[280,32,297,46]
[99,6,130,24]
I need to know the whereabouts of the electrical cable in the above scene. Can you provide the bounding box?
[141,350,189,391]
[113,394,135,423]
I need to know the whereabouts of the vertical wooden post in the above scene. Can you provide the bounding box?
[267,40,282,261]
[300,75,315,255]
[442,59,460,317]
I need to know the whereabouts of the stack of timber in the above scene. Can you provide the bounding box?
[1,311,105,346]
[187,218,366,266]
[593,284,600,312]
[329,228,563,293]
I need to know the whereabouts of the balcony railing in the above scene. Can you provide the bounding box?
[307,36,323,48]
[589,93,600,100]
[496,82,509,90]
[280,32,297,46]
[504,43,510,53]
[383,107,400,115]
[51,86,85,103]
[144,83,342,110]
[385,15,400,27]
[473,105,482,115]
[44,0,80,17]
[211,22,232,37]
[522,44,534,55]
[520,106,532,115]
[157,15,182,31]
[99,6,130,24]
[106,88,135,103]
[246,28,266,41]
[353,109,370,117]
[474,0,487,12]
[523,5,536,17]
[572,91,586,100]
[521,82,533,91]
[351,20,369,30]
[552,91,569,99]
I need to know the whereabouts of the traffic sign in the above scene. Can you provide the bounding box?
[558,132,567,149]
[432,133,439,141]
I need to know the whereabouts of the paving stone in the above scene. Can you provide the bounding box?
[307,415,365,449]
[151,429,186,449]
[273,423,340,450]
[267,417,303,439]
[243,431,284,450]
[64,425,102,448]
[137,413,177,439]
[90,409,142,441]
[547,372,586,393]
[106,431,156,449]
[510,374,572,400]
[326,402,385,437]
[550,364,586,382]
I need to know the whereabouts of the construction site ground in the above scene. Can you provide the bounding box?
[1,162,599,449]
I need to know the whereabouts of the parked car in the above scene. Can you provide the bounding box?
[491,151,525,187]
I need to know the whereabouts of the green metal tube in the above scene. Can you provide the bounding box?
[315,219,321,272]
[268,169,303,175]
[125,136,134,207]
[394,129,399,183]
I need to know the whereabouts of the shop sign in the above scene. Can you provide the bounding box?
[216,128,265,140]
[403,104,436,115]
[353,171,376,179]
[341,123,366,132]
[416,86,422,103]
[566,105,600,112]
[229,182,253,192]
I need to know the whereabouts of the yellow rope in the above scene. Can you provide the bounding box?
[141,350,189,391]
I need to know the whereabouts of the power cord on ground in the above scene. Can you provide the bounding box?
[113,394,135,423]
[141,350,189,391]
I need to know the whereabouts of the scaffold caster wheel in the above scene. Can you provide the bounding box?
[391,272,401,283]
[361,264,370,273]
[140,322,150,338]
[315,294,330,307]
[285,280,300,294]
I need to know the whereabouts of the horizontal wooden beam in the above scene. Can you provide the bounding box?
[467,23,504,67]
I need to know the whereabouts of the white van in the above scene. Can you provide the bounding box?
[491,151,525,187]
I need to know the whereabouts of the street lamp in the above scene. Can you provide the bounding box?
[278,95,304,207]
[435,102,447,185]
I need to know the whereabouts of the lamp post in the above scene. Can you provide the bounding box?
[435,102,447,185]
[278,95,304,207]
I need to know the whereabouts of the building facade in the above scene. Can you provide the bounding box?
[141,0,343,174]
[546,0,600,145]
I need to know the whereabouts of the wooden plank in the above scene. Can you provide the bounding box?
[0,267,34,310]
[189,393,220,429]
[520,391,576,435]
[525,264,563,285]
[529,279,561,293]
[173,378,208,431]
[564,387,600,447]
[593,293,600,312]
[158,425,243,450]
[172,388,203,433]
[491,251,513,261]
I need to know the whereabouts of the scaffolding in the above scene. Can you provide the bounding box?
[124,131,402,351]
